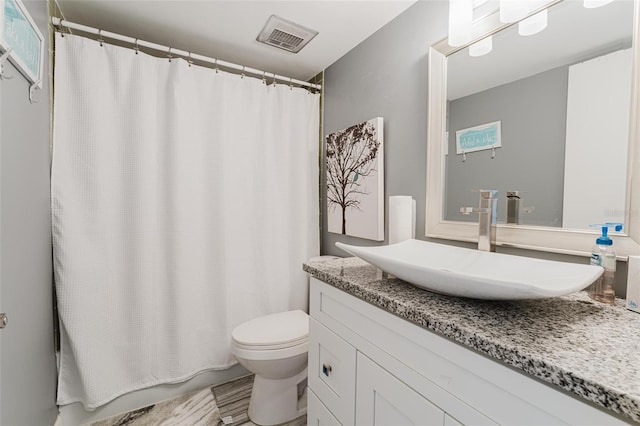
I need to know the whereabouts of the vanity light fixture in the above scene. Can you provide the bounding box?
[469,36,493,56]
[519,9,548,35]
[583,0,614,8]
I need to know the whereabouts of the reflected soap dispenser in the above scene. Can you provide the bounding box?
[587,223,622,304]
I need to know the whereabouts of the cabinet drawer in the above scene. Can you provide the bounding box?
[308,388,342,426]
[308,317,356,425]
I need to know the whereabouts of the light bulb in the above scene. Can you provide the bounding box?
[518,9,548,36]
[469,36,493,57]
[449,0,474,47]
[500,0,529,23]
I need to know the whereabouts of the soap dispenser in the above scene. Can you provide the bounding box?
[587,223,622,304]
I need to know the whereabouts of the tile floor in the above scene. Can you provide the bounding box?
[90,375,307,426]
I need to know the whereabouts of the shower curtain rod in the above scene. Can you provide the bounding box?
[51,17,322,91]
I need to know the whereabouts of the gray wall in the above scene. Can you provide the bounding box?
[322,1,629,295]
[323,0,448,252]
[0,0,58,424]
[446,66,568,227]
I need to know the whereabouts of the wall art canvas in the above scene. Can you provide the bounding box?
[326,117,384,241]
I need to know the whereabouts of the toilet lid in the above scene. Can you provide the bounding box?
[232,310,309,348]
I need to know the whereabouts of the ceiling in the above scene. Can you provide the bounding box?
[56,0,417,82]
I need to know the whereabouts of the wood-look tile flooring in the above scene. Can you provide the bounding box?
[90,375,307,426]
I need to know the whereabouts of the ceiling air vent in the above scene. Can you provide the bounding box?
[257,15,318,54]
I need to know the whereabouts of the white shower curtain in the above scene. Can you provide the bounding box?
[52,33,320,409]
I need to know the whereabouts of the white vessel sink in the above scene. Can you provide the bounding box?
[335,239,603,300]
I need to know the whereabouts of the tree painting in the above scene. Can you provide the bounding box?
[326,117,384,241]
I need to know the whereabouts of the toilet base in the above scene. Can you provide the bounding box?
[247,367,308,425]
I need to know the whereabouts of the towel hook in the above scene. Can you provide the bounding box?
[29,80,41,104]
[133,38,139,55]
[97,29,104,47]
[0,48,14,80]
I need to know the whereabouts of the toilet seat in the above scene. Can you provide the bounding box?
[231,310,309,360]
[232,310,308,349]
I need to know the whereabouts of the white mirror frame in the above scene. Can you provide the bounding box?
[426,0,640,259]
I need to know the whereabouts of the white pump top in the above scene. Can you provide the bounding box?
[231,310,309,349]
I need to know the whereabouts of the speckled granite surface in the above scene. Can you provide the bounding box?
[303,257,640,423]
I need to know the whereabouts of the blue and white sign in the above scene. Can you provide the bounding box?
[455,121,501,155]
[0,0,44,87]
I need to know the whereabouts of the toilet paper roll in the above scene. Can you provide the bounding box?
[389,196,416,245]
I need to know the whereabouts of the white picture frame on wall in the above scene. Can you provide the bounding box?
[0,0,45,88]
[326,117,384,241]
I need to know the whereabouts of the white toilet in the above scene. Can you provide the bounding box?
[231,309,309,426]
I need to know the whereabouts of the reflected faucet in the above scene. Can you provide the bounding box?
[460,190,498,252]
[506,191,521,224]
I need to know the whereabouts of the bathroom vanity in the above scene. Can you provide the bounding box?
[304,257,640,425]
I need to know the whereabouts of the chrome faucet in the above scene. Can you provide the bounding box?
[460,190,498,252]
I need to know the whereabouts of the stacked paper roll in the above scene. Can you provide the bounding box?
[388,196,416,245]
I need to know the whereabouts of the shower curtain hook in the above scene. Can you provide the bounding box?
[0,48,14,80]
[241,66,245,79]
[187,52,193,67]
[262,71,266,85]
[97,29,104,47]
[272,73,277,87]
[167,47,173,62]
[289,77,293,90]
[214,59,219,73]
[491,147,496,159]
[133,38,139,55]
[462,151,467,162]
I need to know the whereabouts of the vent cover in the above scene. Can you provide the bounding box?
[257,15,318,53]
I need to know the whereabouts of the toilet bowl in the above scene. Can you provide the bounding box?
[231,309,309,426]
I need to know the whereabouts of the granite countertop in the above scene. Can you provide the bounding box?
[303,257,640,423]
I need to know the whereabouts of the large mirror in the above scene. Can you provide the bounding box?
[426,0,640,257]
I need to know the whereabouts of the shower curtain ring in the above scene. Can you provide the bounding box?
[167,47,173,62]
[214,59,219,73]
[187,52,193,67]
[241,66,245,79]
[272,73,277,87]
[97,29,104,46]
[133,38,139,55]
[289,77,293,90]
[262,71,266,85]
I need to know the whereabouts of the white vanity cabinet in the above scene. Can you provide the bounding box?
[307,277,628,425]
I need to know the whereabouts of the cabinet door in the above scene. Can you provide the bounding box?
[308,318,357,424]
[308,388,342,426]
[356,353,445,426]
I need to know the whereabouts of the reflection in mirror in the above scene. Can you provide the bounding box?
[444,0,633,230]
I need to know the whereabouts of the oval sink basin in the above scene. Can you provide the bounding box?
[335,239,604,300]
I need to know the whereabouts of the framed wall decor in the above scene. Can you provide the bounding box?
[0,0,45,87]
[455,120,501,155]
[326,117,384,241]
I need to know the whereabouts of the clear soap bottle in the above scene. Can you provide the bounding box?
[587,224,621,304]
